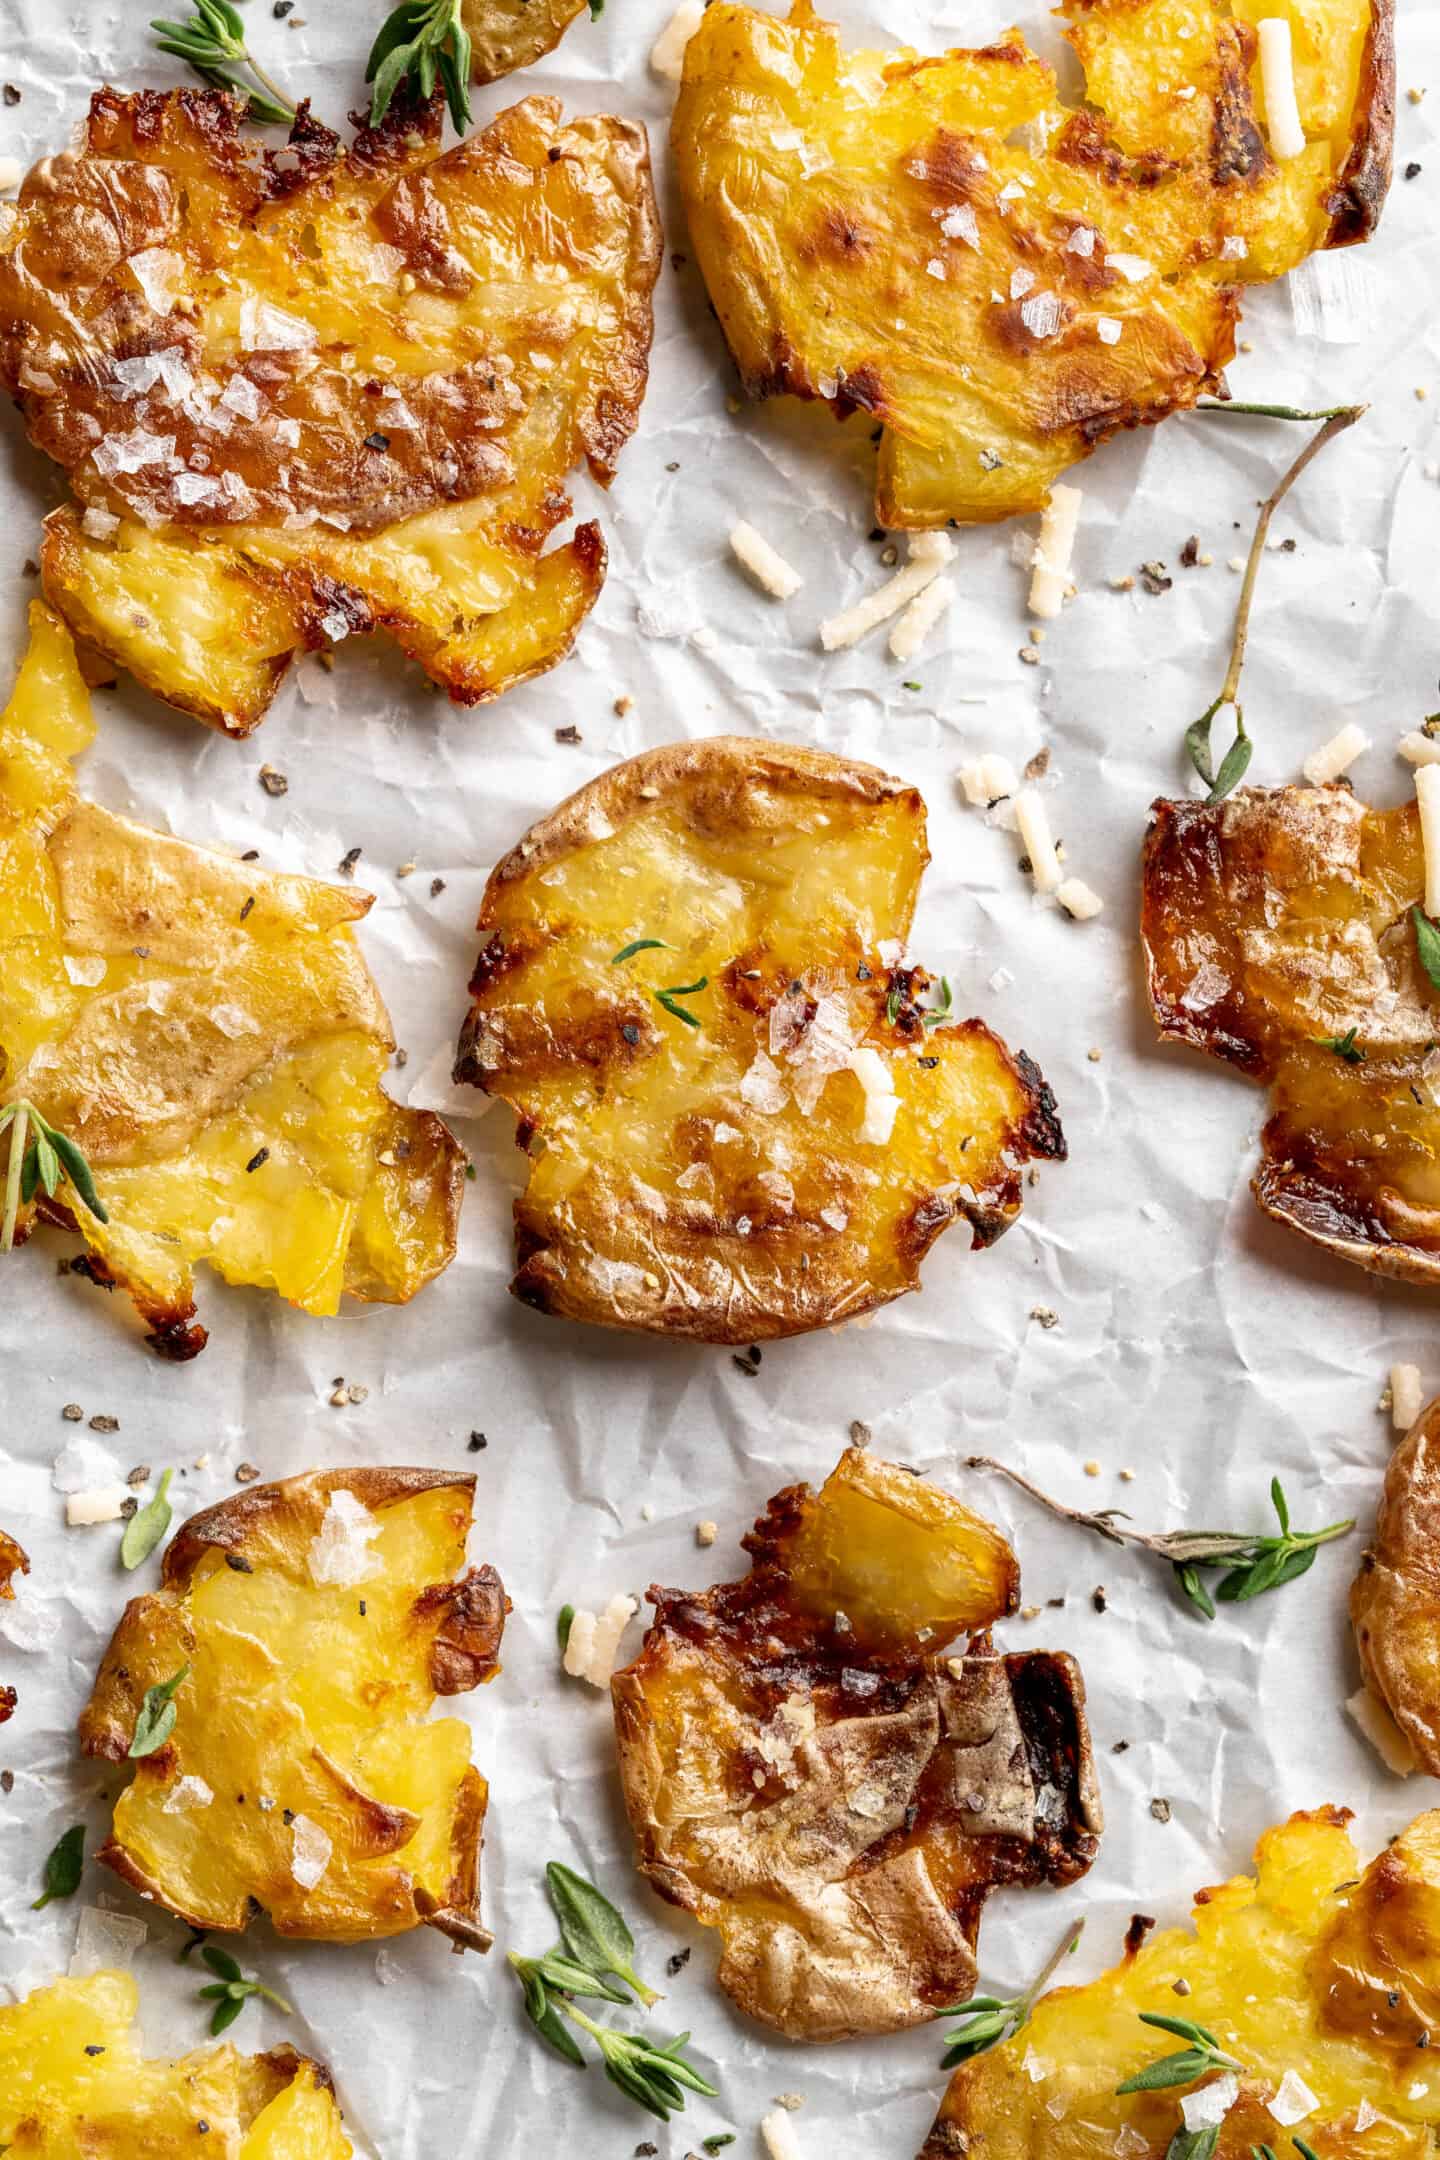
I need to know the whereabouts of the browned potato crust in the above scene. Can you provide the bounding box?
[612,1450,1100,2041]
[1142,784,1440,1284]
[0,1531,27,1726]
[79,1469,507,1946]
[673,0,1392,527]
[0,86,659,730]
[462,0,587,84]
[1352,1395,1440,1775]
[455,737,1065,1341]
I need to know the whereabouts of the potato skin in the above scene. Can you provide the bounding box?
[456,737,1065,1341]
[1142,785,1440,1286]
[1353,1397,1440,1775]
[462,0,587,83]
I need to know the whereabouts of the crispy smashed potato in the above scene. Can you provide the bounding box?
[1143,784,1440,1284]
[612,1449,1099,2041]
[0,1530,26,1725]
[674,0,1393,526]
[0,86,659,732]
[463,0,587,84]
[0,602,464,1357]
[0,1969,350,2159]
[79,1468,507,1947]
[455,737,1065,1341]
[1353,1393,1440,1776]
[923,1804,1440,2158]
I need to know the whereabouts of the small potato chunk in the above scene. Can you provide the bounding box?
[673,0,1392,527]
[0,1530,27,1725]
[0,605,465,1355]
[455,736,1065,1342]
[79,1469,508,1946]
[1142,785,1440,1285]
[0,88,659,728]
[925,1805,1440,2159]
[1353,1396,1440,1774]
[612,1450,1099,2041]
[0,1969,352,2157]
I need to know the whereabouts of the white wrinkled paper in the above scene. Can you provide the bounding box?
[2,0,1439,2152]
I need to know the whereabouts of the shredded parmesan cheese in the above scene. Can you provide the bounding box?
[650,0,704,80]
[820,534,954,651]
[66,1486,132,1526]
[761,2109,807,2160]
[729,520,803,600]
[1028,485,1082,620]
[1257,18,1307,161]
[961,753,1018,806]
[1399,730,1440,768]
[1416,764,1440,916]
[1056,877,1104,921]
[1391,1362,1424,1432]
[1015,788,1062,893]
[1346,1686,1418,1776]
[888,573,952,661]
[1302,722,1370,785]
[563,1593,638,1688]
[848,1047,898,1145]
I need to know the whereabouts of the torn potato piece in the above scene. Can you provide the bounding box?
[1142,784,1440,1285]
[0,603,464,1357]
[454,736,1065,1342]
[78,1469,507,1946]
[462,0,587,84]
[0,1531,27,1724]
[612,1449,1099,2041]
[673,0,1392,527]
[0,1969,351,2159]
[0,87,659,732]
[1352,1394,1440,1777]
[923,1804,1440,2159]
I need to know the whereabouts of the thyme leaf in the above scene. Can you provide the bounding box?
[32,1824,85,1910]
[365,0,472,136]
[556,1602,576,1653]
[1115,2011,1241,2094]
[613,939,670,964]
[128,1664,190,1758]
[922,976,954,1032]
[655,978,707,1030]
[1314,1026,1365,1064]
[561,2004,718,2122]
[966,1459,1352,1622]
[547,1861,659,2006]
[0,1100,108,1253]
[197,1944,292,2035]
[120,1468,174,1572]
[149,0,296,125]
[1414,906,1440,994]
[938,1919,1084,2067]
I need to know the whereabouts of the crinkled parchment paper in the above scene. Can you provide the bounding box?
[2,0,1440,2152]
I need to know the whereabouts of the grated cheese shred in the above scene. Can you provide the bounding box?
[1302,722,1370,786]
[1399,730,1440,768]
[1391,1362,1424,1433]
[1028,484,1082,620]
[820,534,954,651]
[888,573,952,661]
[1416,764,1440,916]
[650,0,704,80]
[1257,19,1307,161]
[1056,877,1104,921]
[1015,788,1062,893]
[1346,1686,1418,1777]
[563,1592,638,1688]
[761,2110,807,2160]
[730,520,803,600]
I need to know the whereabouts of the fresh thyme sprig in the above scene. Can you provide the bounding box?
[938,1918,1084,2067]
[0,1099,108,1254]
[1196,398,1360,423]
[1413,906,1440,995]
[196,1944,293,2036]
[1115,2011,1241,2093]
[655,977,708,1029]
[967,1459,1353,1623]
[1184,404,1365,804]
[1314,1026,1365,1064]
[1255,2143,1322,2160]
[561,2004,718,2121]
[149,0,297,126]
[366,0,472,136]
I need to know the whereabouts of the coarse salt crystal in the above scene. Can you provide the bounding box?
[1303,723,1370,785]
[1107,253,1155,283]
[63,953,106,987]
[761,2110,806,2160]
[1354,2099,1379,2132]
[740,1049,789,1114]
[1096,316,1122,345]
[1010,266,1036,299]
[93,427,174,478]
[70,1907,148,1976]
[1392,1363,1425,1430]
[290,1813,333,1890]
[1183,2072,1239,2130]
[308,1489,381,1587]
[730,520,804,600]
[926,257,946,280]
[939,203,980,248]
[220,374,264,422]
[1065,226,1097,257]
[238,298,317,352]
[163,1775,215,1814]
[1346,1686,1418,1776]
[81,507,121,540]
[173,472,223,507]
[1267,2070,1318,2126]
[650,0,704,80]
[961,754,1018,806]
[128,246,186,313]
[1019,291,1063,340]
[0,1576,59,1653]
[1220,234,1249,261]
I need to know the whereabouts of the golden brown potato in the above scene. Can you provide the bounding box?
[0,1969,351,2159]
[0,603,465,1356]
[454,737,1065,1341]
[1352,1395,1440,1775]
[612,1448,1100,2041]
[923,1804,1440,2159]
[463,0,587,84]
[0,1529,26,1726]
[1143,784,1440,1284]
[79,1468,507,1947]
[674,0,1392,526]
[0,86,659,731]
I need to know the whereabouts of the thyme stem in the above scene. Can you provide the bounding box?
[1,1105,27,1253]
[1196,398,1360,422]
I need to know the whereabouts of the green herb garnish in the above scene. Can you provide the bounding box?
[564,2008,717,2122]
[613,939,670,964]
[32,1824,85,1910]
[938,1919,1083,2067]
[1314,1026,1365,1064]
[120,1468,174,1572]
[196,1944,293,2036]
[128,1665,190,1758]
[149,0,296,125]
[1,1099,108,1254]
[1196,398,1361,423]
[1414,906,1440,994]
[547,1861,659,2007]
[1115,2010,1241,2094]
[556,1603,576,1654]
[1167,2132,1220,2160]
[968,1459,1352,1624]
[366,0,472,136]
[1183,404,1364,804]
[654,978,707,1030]
[886,984,904,1024]
[702,2138,737,2154]
[922,977,953,1032]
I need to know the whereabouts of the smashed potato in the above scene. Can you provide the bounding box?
[1143,784,1440,1284]
[1353,1393,1440,1776]
[612,1449,1100,2041]
[674,0,1393,525]
[0,1529,26,1724]
[0,1969,350,2159]
[455,737,1065,1341]
[0,602,464,1357]
[79,1468,507,1947]
[922,1804,1440,2157]
[462,0,587,84]
[0,87,659,732]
